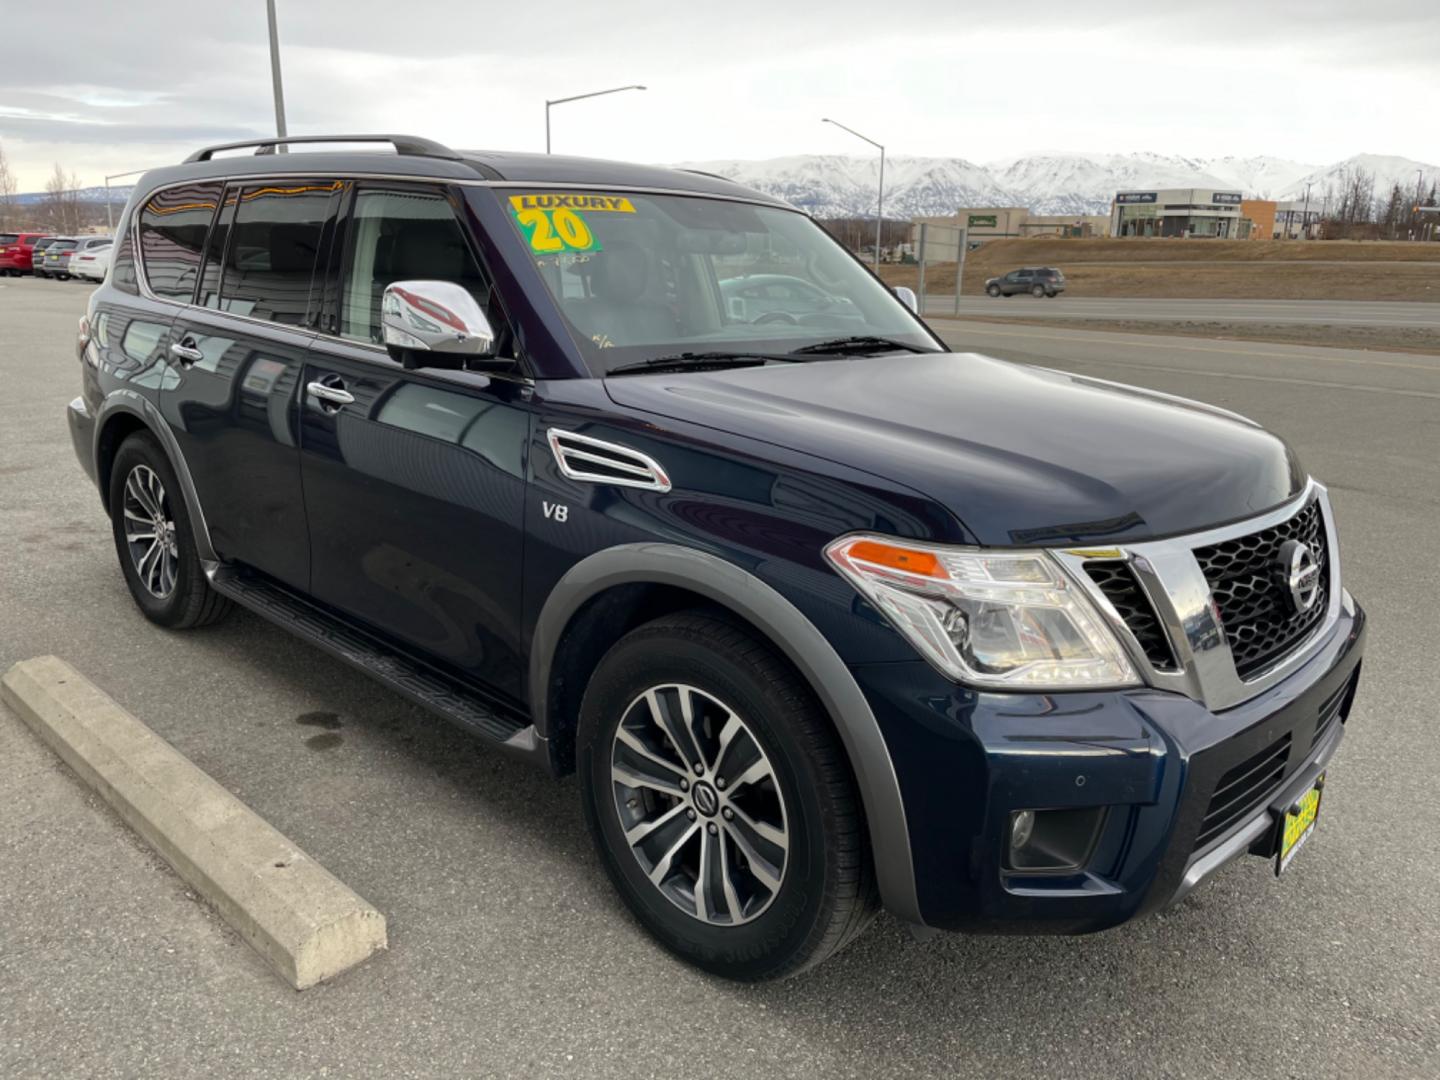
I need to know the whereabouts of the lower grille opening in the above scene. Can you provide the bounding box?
[1312,670,1356,749]
[1195,733,1292,851]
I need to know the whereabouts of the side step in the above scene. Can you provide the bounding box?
[208,567,541,758]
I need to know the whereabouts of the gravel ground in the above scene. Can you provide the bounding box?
[2,276,1437,1079]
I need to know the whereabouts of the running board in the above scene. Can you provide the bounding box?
[208,567,542,759]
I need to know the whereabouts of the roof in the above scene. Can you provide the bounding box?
[133,135,789,209]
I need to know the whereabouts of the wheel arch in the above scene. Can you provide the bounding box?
[93,392,217,563]
[529,543,922,923]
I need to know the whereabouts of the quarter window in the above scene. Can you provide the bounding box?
[338,187,491,346]
[217,181,340,325]
[138,182,222,301]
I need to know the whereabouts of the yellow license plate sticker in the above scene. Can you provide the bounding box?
[508,194,634,255]
[1277,773,1324,874]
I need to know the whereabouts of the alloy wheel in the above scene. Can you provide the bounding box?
[122,464,179,598]
[610,683,789,926]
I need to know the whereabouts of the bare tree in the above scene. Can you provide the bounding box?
[0,143,16,231]
[42,162,86,234]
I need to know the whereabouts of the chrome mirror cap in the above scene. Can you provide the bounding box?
[382,280,496,357]
[894,286,919,314]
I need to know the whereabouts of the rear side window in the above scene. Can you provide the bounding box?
[111,228,140,295]
[0,234,16,244]
[139,182,222,301]
[218,180,340,325]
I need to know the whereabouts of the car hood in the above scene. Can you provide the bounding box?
[603,352,1304,546]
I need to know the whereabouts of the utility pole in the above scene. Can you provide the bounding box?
[821,118,885,268]
[104,169,148,233]
[266,0,289,151]
[1302,182,1311,240]
[544,85,646,154]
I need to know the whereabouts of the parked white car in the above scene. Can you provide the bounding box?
[70,240,113,282]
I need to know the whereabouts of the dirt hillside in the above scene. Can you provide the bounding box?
[877,238,1440,301]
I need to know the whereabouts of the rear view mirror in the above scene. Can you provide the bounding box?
[382,280,502,369]
[894,286,919,314]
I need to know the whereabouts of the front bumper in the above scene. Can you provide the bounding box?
[853,592,1366,932]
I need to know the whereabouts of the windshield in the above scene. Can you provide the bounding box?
[500,189,938,374]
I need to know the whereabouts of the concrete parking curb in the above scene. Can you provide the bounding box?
[1,655,387,989]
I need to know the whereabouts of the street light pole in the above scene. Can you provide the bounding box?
[822,118,884,268]
[266,0,289,151]
[1302,182,1311,240]
[545,85,647,154]
[104,168,148,233]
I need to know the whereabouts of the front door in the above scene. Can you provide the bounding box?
[299,182,531,701]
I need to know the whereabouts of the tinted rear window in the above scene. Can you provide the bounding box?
[51,241,77,252]
[217,180,340,325]
[139,182,222,301]
[0,234,17,244]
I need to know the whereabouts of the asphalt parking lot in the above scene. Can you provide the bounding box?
[3,274,1438,1079]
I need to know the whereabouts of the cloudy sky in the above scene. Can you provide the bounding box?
[1,1,1436,191]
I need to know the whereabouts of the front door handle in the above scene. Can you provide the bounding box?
[169,341,204,365]
[307,380,355,409]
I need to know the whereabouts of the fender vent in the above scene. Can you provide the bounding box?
[547,429,672,492]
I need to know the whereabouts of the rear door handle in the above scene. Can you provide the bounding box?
[307,380,355,408]
[169,341,204,365]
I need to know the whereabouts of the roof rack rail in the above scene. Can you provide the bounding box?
[183,134,462,164]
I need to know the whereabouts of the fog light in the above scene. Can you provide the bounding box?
[1005,807,1107,873]
[1010,809,1035,850]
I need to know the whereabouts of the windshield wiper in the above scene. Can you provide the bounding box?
[787,335,932,357]
[607,350,800,376]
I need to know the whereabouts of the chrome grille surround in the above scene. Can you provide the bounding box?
[1051,479,1342,711]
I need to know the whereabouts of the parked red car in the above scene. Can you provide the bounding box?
[0,232,49,276]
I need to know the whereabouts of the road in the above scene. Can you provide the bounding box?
[921,295,1440,328]
[2,276,1437,1079]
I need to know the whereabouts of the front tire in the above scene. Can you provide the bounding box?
[1031,284,1046,298]
[986,283,1001,297]
[108,433,232,629]
[578,612,878,980]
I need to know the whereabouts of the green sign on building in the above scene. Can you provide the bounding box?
[967,214,997,228]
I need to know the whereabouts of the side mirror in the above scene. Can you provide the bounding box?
[894,286,919,314]
[381,280,501,369]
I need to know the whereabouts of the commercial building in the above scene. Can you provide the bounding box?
[1110,189,1245,238]
[1274,199,1323,239]
[909,208,1108,258]
[1240,199,1276,241]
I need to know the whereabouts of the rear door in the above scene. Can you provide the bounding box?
[298,181,531,701]
[159,178,344,590]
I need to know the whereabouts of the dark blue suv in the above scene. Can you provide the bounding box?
[67,135,1364,980]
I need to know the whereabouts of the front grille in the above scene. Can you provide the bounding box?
[1195,733,1291,850]
[1084,560,1177,671]
[1194,499,1329,680]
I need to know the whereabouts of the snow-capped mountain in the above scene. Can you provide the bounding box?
[675,151,1437,217]
[1279,154,1439,202]
[984,152,1301,216]
[676,155,1012,218]
[1194,156,1317,199]
[9,185,132,206]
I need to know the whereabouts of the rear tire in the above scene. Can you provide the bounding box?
[578,612,878,980]
[108,433,233,630]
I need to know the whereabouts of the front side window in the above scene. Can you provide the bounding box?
[338,187,492,346]
[496,190,934,374]
[217,180,340,325]
[138,182,222,301]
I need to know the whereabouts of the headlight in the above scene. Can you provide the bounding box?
[824,535,1139,690]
